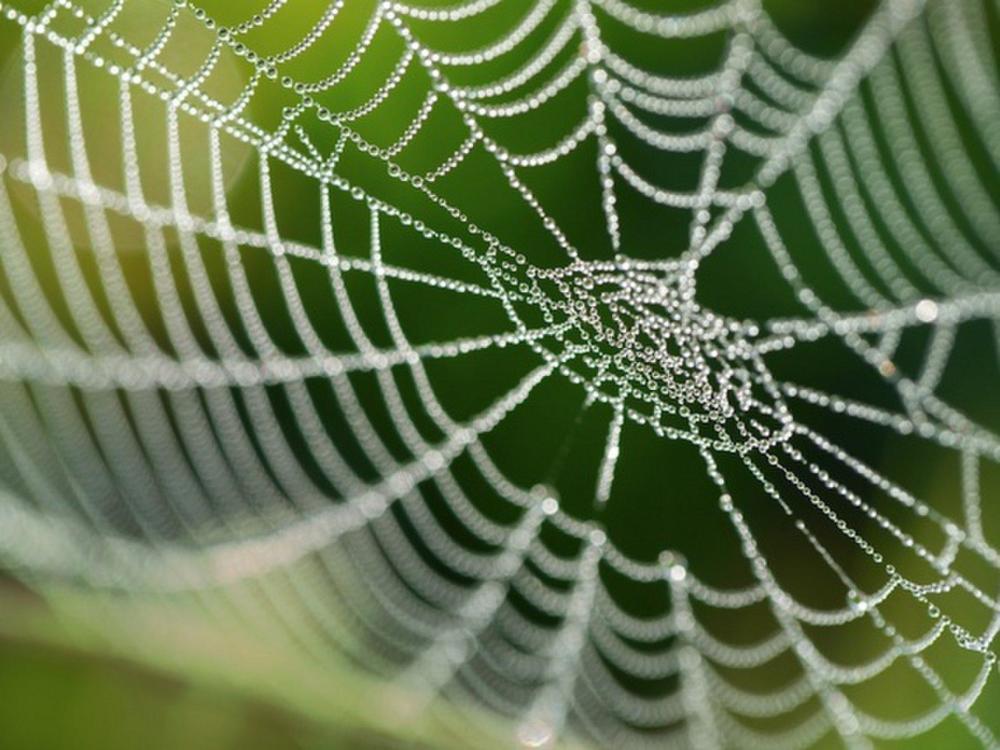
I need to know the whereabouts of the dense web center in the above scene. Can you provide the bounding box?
[491,252,793,449]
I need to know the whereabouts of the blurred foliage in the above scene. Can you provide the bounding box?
[0,582,552,750]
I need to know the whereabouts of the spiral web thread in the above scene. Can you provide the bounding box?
[0,0,998,747]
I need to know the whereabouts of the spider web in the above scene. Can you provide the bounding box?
[0,0,998,747]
